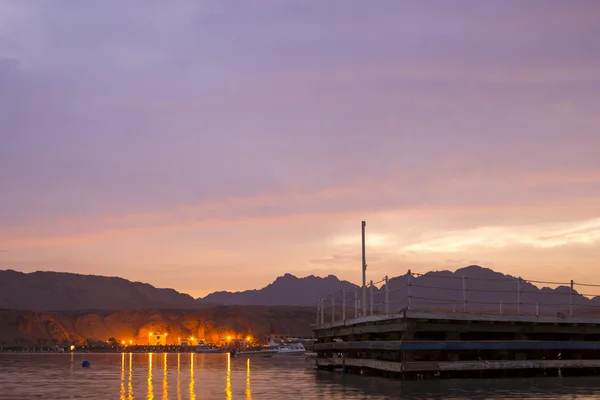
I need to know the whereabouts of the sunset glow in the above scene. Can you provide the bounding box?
[0,1,599,296]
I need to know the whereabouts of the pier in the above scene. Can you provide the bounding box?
[312,221,600,379]
[313,309,600,379]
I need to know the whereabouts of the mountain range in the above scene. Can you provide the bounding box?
[1,266,599,316]
[0,269,198,311]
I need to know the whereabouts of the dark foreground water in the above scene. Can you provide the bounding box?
[1,353,600,399]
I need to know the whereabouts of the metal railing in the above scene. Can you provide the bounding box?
[315,271,600,325]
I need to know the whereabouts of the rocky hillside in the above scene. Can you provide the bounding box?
[0,305,315,347]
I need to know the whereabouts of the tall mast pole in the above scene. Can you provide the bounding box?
[361,220,367,317]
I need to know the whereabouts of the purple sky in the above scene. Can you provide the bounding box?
[1,1,599,297]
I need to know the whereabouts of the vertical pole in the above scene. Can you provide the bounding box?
[500,301,503,314]
[517,277,521,315]
[320,297,324,324]
[384,275,389,315]
[407,270,412,311]
[570,280,574,317]
[354,288,358,319]
[452,301,456,313]
[316,298,320,325]
[536,303,539,317]
[342,289,346,321]
[361,221,367,317]
[462,276,467,313]
[369,280,374,317]
[331,293,335,323]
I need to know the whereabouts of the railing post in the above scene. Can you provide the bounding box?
[354,288,358,319]
[342,289,346,321]
[517,277,521,315]
[384,275,389,315]
[316,298,320,325]
[369,280,374,317]
[462,276,467,313]
[570,280,574,317]
[536,302,539,317]
[320,297,324,324]
[452,301,456,313]
[407,270,412,311]
[331,293,335,323]
[499,301,503,314]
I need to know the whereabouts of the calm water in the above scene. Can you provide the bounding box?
[1,353,600,399]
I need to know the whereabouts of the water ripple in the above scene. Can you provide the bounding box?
[1,353,600,399]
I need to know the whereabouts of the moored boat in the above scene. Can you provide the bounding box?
[275,342,306,356]
[233,348,278,358]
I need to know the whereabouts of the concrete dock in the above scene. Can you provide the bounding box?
[312,309,600,379]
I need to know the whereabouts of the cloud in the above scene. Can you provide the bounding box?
[1,1,600,293]
[401,218,600,253]
[2,160,599,249]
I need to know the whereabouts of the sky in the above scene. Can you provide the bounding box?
[1,0,599,298]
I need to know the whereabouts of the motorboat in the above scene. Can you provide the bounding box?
[275,342,306,356]
[234,340,306,358]
[233,346,279,358]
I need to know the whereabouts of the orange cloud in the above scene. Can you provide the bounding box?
[1,162,598,251]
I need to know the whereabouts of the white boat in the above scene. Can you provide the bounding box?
[275,342,306,356]
[234,348,278,358]
[233,338,306,358]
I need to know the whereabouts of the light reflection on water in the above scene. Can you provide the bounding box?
[128,352,133,400]
[189,353,195,400]
[177,353,181,400]
[226,352,232,400]
[148,353,153,400]
[163,353,168,400]
[246,358,251,400]
[120,352,125,400]
[2,353,600,399]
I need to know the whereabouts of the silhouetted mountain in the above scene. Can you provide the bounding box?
[198,273,358,306]
[3,266,598,316]
[378,265,598,316]
[198,266,600,317]
[0,270,199,311]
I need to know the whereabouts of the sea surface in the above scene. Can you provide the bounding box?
[1,352,600,399]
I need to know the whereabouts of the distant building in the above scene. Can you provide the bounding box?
[148,332,167,346]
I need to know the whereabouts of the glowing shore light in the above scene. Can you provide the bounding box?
[69,345,75,351]
[121,340,125,345]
